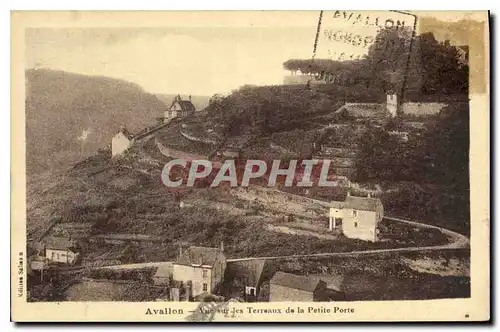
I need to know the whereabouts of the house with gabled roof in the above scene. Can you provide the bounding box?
[329,193,384,242]
[165,94,196,122]
[44,237,80,265]
[269,272,328,301]
[112,127,135,157]
[172,244,227,298]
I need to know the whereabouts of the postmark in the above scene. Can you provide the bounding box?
[310,10,417,96]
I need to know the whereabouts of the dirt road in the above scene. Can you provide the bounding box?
[93,216,469,269]
[227,216,469,262]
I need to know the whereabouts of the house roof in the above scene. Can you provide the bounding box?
[118,128,135,140]
[32,255,47,262]
[227,259,266,287]
[175,246,225,267]
[336,103,391,120]
[44,237,78,251]
[322,274,344,292]
[179,100,196,112]
[345,195,381,212]
[270,272,324,292]
[154,263,173,279]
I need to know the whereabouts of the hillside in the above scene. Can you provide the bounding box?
[26,69,166,175]
[28,132,456,266]
[176,84,470,235]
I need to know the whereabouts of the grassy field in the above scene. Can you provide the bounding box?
[64,279,165,301]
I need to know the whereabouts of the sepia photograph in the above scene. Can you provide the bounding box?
[10,10,489,322]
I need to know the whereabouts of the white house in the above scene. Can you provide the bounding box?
[172,244,227,298]
[164,95,196,122]
[111,128,135,157]
[329,193,384,242]
[44,237,80,265]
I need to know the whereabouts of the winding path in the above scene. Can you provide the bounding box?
[227,216,469,262]
[95,215,469,270]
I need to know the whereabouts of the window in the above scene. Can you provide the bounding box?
[245,286,256,296]
[354,222,358,228]
[51,252,55,259]
[353,210,357,217]
[203,283,208,292]
[202,270,208,278]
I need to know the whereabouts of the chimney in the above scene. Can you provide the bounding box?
[220,241,224,253]
[189,95,192,102]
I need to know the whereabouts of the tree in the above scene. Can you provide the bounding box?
[422,102,469,188]
[283,28,469,97]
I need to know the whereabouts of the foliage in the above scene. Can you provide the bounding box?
[381,183,470,235]
[272,254,469,301]
[89,268,156,282]
[121,283,165,301]
[353,103,469,234]
[283,28,469,96]
[354,103,469,187]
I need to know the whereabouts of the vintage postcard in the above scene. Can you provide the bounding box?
[11,10,490,322]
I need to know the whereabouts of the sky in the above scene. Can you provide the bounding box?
[26,25,318,96]
[25,11,483,96]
